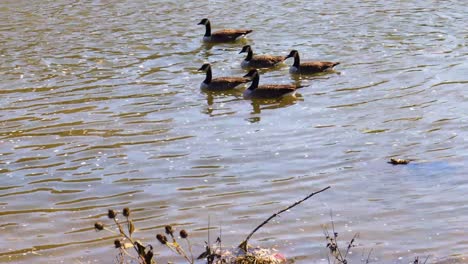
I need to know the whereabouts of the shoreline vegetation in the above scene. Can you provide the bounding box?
[93,187,330,263]
[92,186,435,264]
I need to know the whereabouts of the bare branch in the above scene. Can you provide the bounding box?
[239,186,331,251]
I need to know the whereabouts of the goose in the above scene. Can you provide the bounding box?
[285,50,340,74]
[243,69,302,99]
[239,45,286,69]
[198,63,251,91]
[197,18,253,43]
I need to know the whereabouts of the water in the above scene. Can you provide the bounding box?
[0,0,467,263]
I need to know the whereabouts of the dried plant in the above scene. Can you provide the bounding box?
[94,208,197,264]
[156,225,194,263]
[322,211,358,264]
[94,207,155,264]
[413,256,430,264]
[90,187,434,264]
[239,186,331,252]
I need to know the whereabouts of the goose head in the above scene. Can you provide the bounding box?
[197,18,210,25]
[285,50,299,59]
[198,63,211,72]
[239,45,252,54]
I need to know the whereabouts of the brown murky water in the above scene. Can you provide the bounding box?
[0,0,467,263]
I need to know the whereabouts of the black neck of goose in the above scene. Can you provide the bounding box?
[245,50,253,61]
[248,73,259,90]
[203,66,212,84]
[293,53,300,67]
[204,21,211,37]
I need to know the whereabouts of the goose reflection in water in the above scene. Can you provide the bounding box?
[247,94,303,123]
[201,90,244,117]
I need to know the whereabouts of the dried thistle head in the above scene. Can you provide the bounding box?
[156,234,168,245]
[327,241,338,254]
[114,239,122,248]
[94,222,104,231]
[180,229,188,239]
[108,209,117,219]
[122,207,130,217]
[165,225,174,236]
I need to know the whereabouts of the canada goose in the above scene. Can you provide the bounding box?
[198,63,251,91]
[243,69,302,99]
[286,50,340,74]
[239,45,286,69]
[197,18,253,43]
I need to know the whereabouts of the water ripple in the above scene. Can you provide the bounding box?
[1,0,467,263]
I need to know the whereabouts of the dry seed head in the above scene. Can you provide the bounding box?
[165,225,174,235]
[122,207,130,217]
[108,209,117,219]
[94,222,104,231]
[180,229,188,239]
[114,239,122,248]
[156,234,168,245]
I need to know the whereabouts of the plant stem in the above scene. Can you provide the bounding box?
[239,186,331,251]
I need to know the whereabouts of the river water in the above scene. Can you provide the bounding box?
[0,0,467,263]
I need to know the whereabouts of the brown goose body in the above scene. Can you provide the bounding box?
[198,18,252,43]
[198,63,250,91]
[239,45,285,68]
[286,50,340,74]
[243,69,301,99]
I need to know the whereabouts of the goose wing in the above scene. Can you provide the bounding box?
[249,55,286,68]
[251,84,297,98]
[300,61,340,72]
[211,29,253,41]
[207,77,250,90]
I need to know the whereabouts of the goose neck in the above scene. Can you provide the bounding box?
[204,21,211,37]
[245,49,253,61]
[293,53,300,67]
[248,73,259,90]
[204,66,212,84]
